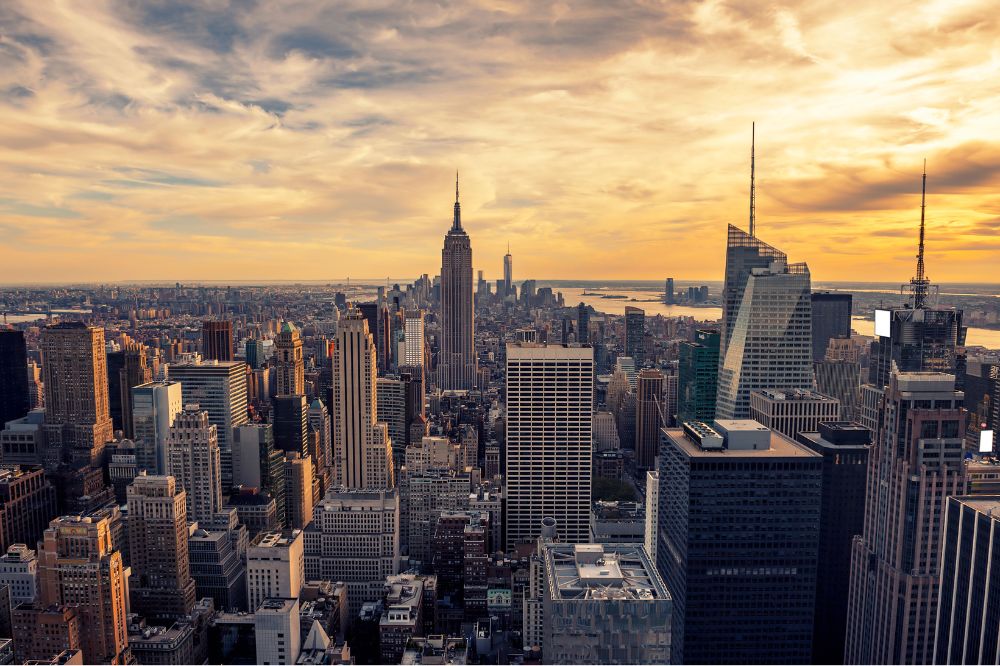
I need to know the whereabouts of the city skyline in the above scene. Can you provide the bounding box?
[2,1,1000,283]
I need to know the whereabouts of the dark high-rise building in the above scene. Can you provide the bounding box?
[810,292,853,361]
[273,394,308,457]
[869,306,966,388]
[202,320,234,362]
[438,175,476,390]
[0,329,29,427]
[935,495,1000,665]
[657,420,822,664]
[576,303,589,344]
[795,422,871,665]
[635,369,664,472]
[399,369,424,447]
[664,277,674,305]
[503,244,513,297]
[358,302,392,375]
[676,329,719,424]
[624,306,645,365]
[0,465,57,552]
[245,338,265,370]
[845,371,966,665]
[107,341,151,439]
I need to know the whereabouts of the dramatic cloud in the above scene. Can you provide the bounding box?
[1,0,998,283]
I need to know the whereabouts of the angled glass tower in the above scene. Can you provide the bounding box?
[716,233,813,420]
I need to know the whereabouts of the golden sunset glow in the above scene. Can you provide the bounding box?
[2,0,999,282]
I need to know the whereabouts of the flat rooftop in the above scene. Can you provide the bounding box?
[953,496,1000,516]
[753,389,839,402]
[544,544,669,602]
[663,426,820,459]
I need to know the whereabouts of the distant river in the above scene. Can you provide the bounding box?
[561,287,722,320]
[559,288,1000,350]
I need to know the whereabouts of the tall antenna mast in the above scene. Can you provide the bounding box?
[749,122,756,237]
[910,160,930,309]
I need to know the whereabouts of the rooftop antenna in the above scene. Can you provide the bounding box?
[452,170,462,231]
[749,122,756,238]
[909,160,930,309]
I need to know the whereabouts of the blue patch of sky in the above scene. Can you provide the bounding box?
[0,198,82,219]
[102,167,224,189]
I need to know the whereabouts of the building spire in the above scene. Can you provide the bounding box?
[910,160,930,308]
[749,122,756,238]
[452,170,462,231]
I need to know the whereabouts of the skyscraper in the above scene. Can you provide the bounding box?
[506,343,593,546]
[624,306,645,365]
[304,488,400,616]
[657,420,822,664]
[810,292,853,362]
[167,405,223,523]
[331,309,394,489]
[0,329,30,427]
[635,369,664,472]
[167,359,248,489]
[844,371,967,664]
[438,176,477,390]
[503,243,513,297]
[201,320,233,362]
[376,377,406,464]
[716,244,813,420]
[274,322,305,396]
[131,380,183,474]
[814,358,861,422]
[38,514,131,664]
[935,496,1000,665]
[795,422,871,665]
[576,303,589,344]
[126,474,197,621]
[273,394,308,456]
[868,168,966,389]
[0,465,58,552]
[677,328,719,424]
[403,309,425,369]
[284,452,315,529]
[40,322,115,467]
[307,399,332,475]
[107,340,152,438]
[719,225,788,368]
[247,530,304,612]
[664,277,674,305]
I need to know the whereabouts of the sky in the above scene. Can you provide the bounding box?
[1,0,999,284]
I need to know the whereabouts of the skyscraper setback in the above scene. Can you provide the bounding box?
[438,176,477,390]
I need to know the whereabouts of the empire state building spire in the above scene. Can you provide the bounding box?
[453,170,462,231]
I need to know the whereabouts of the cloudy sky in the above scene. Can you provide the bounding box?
[1,0,999,283]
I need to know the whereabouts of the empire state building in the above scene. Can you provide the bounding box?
[438,175,477,390]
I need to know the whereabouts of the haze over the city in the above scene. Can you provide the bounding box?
[2,0,999,282]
